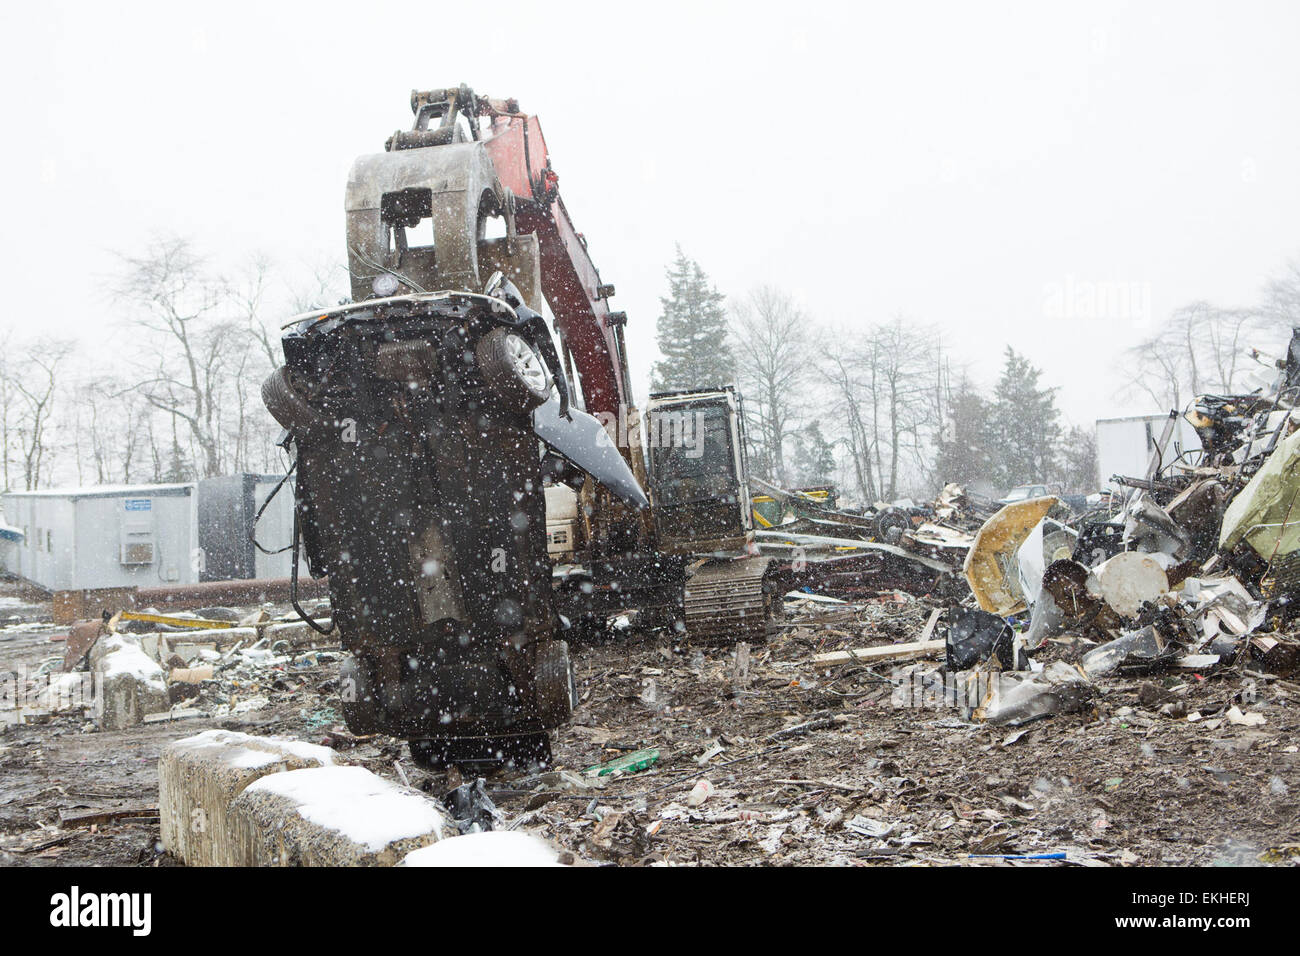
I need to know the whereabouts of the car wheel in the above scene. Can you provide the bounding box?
[476,327,552,409]
[875,506,910,545]
[261,366,323,430]
[533,639,576,726]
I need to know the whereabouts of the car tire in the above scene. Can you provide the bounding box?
[339,652,383,735]
[533,639,577,727]
[262,366,323,431]
[476,327,552,410]
[875,506,910,545]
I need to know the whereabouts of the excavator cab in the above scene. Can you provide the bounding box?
[644,387,753,553]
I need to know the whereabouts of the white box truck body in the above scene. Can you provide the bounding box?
[1095,414,1202,493]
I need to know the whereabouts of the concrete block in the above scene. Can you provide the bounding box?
[158,730,337,867]
[264,620,333,647]
[228,765,446,866]
[167,627,256,653]
[90,635,168,730]
[400,830,565,867]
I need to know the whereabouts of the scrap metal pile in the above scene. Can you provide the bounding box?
[747,477,980,602]
[842,328,1300,727]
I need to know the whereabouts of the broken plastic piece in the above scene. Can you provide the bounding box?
[1219,427,1300,560]
[977,661,1092,725]
[1093,551,1170,617]
[585,747,660,777]
[946,607,1019,671]
[1081,626,1170,679]
[444,777,503,834]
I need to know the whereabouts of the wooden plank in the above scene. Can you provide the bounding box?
[142,708,207,724]
[918,607,944,642]
[811,639,945,666]
[14,833,77,854]
[772,778,862,792]
[116,611,236,630]
[59,806,160,829]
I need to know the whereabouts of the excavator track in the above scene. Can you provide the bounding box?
[683,556,773,644]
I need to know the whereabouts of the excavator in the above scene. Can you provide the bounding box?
[262,85,783,769]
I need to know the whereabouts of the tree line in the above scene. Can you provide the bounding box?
[5,236,1295,503]
[650,246,1300,505]
[0,236,345,492]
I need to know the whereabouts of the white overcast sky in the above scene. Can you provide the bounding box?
[4,0,1299,428]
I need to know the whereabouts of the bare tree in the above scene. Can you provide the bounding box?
[730,287,810,484]
[1262,256,1300,333]
[820,341,878,502]
[12,340,74,489]
[113,236,254,479]
[286,255,349,314]
[1123,300,1272,412]
[0,331,17,492]
[1123,325,1187,411]
[868,318,939,498]
[816,316,938,502]
[68,380,151,484]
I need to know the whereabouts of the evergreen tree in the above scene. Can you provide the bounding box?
[989,347,1061,490]
[934,373,995,488]
[650,246,735,392]
[1058,424,1099,493]
[164,418,192,482]
[790,420,837,487]
[164,440,192,482]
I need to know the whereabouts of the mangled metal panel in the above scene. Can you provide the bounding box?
[1219,426,1300,560]
[963,496,1058,616]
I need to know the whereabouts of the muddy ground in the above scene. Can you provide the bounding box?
[2,586,1297,867]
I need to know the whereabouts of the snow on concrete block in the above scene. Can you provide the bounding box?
[400,830,566,867]
[229,765,447,866]
[90,635,168,730]
[159,729,337,867]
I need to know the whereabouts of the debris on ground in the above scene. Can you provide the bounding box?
[3,339,1300,865]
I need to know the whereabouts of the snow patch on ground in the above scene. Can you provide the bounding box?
[246,765,445,851]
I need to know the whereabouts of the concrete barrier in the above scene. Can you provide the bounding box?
[158,730,337,866]
[90,635,168,730]
[263,620,334,647]
[400,830,565,867]
[228,765,446,865]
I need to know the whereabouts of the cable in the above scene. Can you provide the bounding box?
[250,461,297,555]
[347,244,426,295]
[290,501,333,635]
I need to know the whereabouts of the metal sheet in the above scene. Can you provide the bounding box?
[753,529,952,572]
[532,397,648,509]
